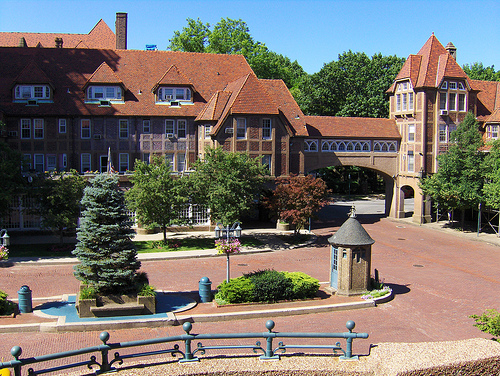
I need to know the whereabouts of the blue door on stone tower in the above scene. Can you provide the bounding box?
[331,246,338,289]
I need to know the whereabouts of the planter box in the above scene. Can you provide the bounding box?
[76,291,156,318]
[76,298,97,318]
[138,295,156,315]
[276,221,290,231]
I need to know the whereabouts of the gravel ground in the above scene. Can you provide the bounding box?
[64,338,500,376]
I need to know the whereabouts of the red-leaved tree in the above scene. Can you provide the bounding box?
[265,174,330,235]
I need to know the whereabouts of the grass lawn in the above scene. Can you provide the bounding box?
[135,235,262,253]
[6,236,263,258]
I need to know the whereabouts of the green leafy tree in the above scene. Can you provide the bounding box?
[168,17,306,89]
[73,173,140,295]
[463,62,500,81]
[482,140,500,209]
[126,155,186,243]
[470,309,500,342]
[419,112,484,227]
[264,174,330,235]
[188,147,268,226]
[0,140,24,221]
[36,170,86,243]
[297,51,405,118]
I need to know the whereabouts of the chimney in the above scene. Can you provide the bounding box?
[445,42,456,60]
[55,37,63,48]
[18,37,27,47]
[115,12,128,50]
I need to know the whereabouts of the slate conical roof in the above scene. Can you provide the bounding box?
[328,207,375,246]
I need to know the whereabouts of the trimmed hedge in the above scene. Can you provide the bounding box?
[215,269,319,304]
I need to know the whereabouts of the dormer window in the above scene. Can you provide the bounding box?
[157,87,192,103]
[395,80,414,113]
[87,86,122,102]
[14,85,51,101]
[439,81,467,113]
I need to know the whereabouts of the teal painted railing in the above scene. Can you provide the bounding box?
[0,320,368,375]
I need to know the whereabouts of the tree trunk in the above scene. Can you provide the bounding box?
[162,226,167,244]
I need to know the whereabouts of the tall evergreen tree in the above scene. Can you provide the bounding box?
[73,174,140,295]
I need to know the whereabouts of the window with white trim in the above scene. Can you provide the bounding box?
[157,87,191,103]
[262,154,271,171]
[440,92,447,110]
[81,153,91,172]
[46,155,56,171]
[407,151,414,172]
[439,124,456,143]
[119,153,129,172]
[304,140,318,152]
[87,86,122,101]
[58,119,67,134]
[165,120,175,137]
[15,85,51,100]
[119,120,129,138]
[34,119,44,139]
[395,80,413,113]
[458,94,466,112]
[142,153,150,164]
[143,120,150,134]
[449,93,456,111]
[408,124,415,142]
[204,125,212,139]
[177,153,186,172]
[262,119,272,139]
[165,154,174,169]
[439,81,467,112]
[487,124,499,139]
[236,118,246,139]
[81,119,91,139]
[21,119,31,139]
[34,154,44,173]
[177,119,187,139]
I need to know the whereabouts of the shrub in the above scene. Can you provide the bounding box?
[216,276,254,304]
[138,284,156,297]
[0,290,16,316]
[245,269,294,303]
[470,309,500,341]
[79,286,97,300]
[284,271,320,299]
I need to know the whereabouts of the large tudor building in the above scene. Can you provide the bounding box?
[0,13,499,228]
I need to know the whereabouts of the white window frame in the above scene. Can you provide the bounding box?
[408,92,414,111]
[87,85,122,101]
[408,124,415,142]
[81,119,91,139]
[143,120,150,134]
[165,119,175,136]
[449,82,457,90]
[21,119,31,139]
[487,125,499,139]
[262,118,272,139]
[46,155,57,171]
[177,153,186,172]
[177,119,187,139]
[396,94,401,112]
[119,120,129,139]
[34,154,44,173]
[204,125,212,139]
[262,154,271,171]
[458,93,466,112]
[15,85,51,100]
[34,119,44,139]
[236,118,246,139]
[448,93,457,111]
[165,154,174,169]
[407,151,414,172]
[439,92,447,110]
[119,153,129,173]
[81,153,91,172]
[304,140,318,152]
[157,87,192,103]
[58,119,67,134]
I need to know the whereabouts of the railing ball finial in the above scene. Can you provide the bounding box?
[183,321,193,334]
[11,346,22,359]
[346,320,355,332]
[265,320,275,332]
[99,331,110,344]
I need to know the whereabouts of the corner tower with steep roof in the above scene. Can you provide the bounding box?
[387,34,473,223]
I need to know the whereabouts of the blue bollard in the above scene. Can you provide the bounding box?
[198,277,212,303]
[17,285,32,313]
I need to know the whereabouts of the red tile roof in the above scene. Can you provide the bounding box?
[304,116,400,139]
[389,34,468,92]
[0,47,254,117]
[0,19,115,49]
[470,79,500,122]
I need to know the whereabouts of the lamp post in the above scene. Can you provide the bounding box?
[215,222,242,282]
[0,229,9,247]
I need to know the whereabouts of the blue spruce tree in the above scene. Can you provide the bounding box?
[73,173,140,295]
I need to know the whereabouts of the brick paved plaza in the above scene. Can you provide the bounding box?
[0,203,499,373]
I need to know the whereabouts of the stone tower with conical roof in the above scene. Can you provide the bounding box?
[328,206,374,296]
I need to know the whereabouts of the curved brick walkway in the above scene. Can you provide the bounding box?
[1,206,500,373]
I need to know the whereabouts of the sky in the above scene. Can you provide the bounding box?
[0,0,498,74]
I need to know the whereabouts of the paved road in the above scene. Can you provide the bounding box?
[0,200,499,372]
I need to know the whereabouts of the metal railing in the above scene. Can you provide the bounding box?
[0,320,368,375]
